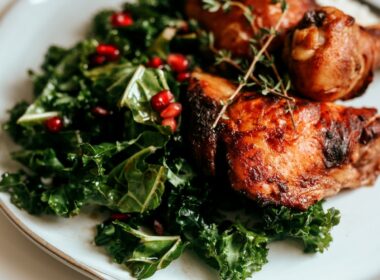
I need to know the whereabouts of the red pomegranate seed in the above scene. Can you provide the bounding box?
[96,44,120,61]
[160,102,182,119]
[111,12,134,27]
[92,106,109,117]
[176,72,190,82]
[147,56,164,69]
[178,22,190,34]
[167,54,189,73]
[153,220,164,236]
[111,213,130,221]
[90,54,107,67]
[161,118,177,132]
[151,90,174,112]
[45,116,63,133]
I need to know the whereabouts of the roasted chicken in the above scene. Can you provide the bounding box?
[185,72,380,210]
[187,1,380,102]
[284,7,380,101]
[185,0,317,56]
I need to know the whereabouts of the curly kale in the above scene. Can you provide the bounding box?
[258,202,341,253]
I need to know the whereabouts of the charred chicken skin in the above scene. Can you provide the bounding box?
[185,0,317,56]
[185,72,380,210]
[284,7,380,101]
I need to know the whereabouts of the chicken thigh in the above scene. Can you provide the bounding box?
[284,7,380,101]
[185,72,380,209]
[186,0,317,56]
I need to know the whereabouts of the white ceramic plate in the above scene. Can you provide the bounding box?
[1,1,380,280]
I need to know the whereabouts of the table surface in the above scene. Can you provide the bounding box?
[0,1,88,279]
[0,213,89,280]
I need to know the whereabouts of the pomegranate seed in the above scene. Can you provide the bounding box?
[151,90,174,112]
[111,213,130,221]
[161,118,177,132]
[90,54,107,67]
[92,106,109,117]
[147,56,164,69]
[96,44,120,61]
[178,22,190,34]
[167,54,189,73]
[160,102,182,119]
[45,116,63,133]
[153,220,164,236]
[111,12,134,27]
[176,72,190,82]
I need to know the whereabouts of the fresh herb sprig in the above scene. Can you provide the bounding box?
[208,36,294,101]
[201,0,296,128]
[202,0,255,24]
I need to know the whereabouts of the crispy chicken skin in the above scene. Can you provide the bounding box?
[185,72,380,209]
[284,7,380,101]
[185,0,317,56]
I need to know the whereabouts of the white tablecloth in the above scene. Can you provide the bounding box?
[0,1,89,279]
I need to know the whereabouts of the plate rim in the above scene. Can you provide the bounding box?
[0,200,108,280]
[0,2,118,279]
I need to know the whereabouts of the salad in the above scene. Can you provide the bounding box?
[0,1,340,279]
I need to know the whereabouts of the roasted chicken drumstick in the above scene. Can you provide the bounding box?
[185,72,380,210]
[186,0,317,56]
[284,7,380,101]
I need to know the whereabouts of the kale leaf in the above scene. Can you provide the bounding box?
[119,66,170,126]
[12,149,65,177]
[164,180,269,280]
[258,202,341,253]
[108,146,167,213]
[197,223,268,280]
[0,173,50,215]
[18,40,97,125]
[95,220,187,279]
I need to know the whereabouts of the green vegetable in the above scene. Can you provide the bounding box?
[162,179,269,280]
[259,202,341,253]
[18,40,97,125]
[41,182,88,216]
[108,146,167,213]
[119,66,170,126]
[0,173,50,215]
[12,149,65,177]
[197,223,268,280]
[73,130,168,175]
[95,221,187,279]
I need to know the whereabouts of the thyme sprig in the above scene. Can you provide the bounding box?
[210,1,289,128]
[202,0,255,26]
[264,50,297,129]
[209,41,294,102]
